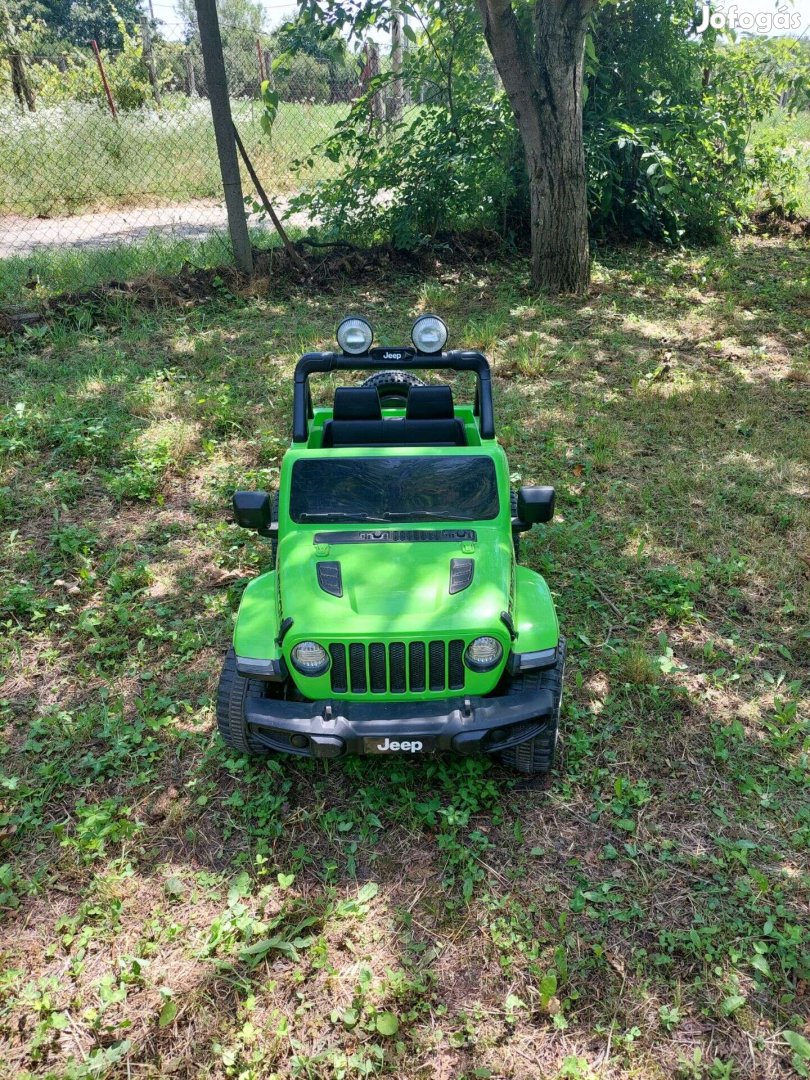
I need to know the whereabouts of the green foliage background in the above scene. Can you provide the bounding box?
[278,0,810,248]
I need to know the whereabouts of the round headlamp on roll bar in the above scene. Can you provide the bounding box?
[411,314,448,355]
[336,315,374,355]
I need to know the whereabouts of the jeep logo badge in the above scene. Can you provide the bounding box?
[376,738,423,753]
[369,346,415,363]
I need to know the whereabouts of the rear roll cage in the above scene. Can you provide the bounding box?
[292,351,495,444]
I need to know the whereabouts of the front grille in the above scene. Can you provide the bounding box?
[331,640,467,695]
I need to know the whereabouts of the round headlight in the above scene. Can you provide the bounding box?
[464,636,503,672]
[291,641,330,676]
[411,314,448,355]
[337,315,373,355]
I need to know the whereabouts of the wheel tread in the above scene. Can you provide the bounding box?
[216,647,268,755]
[499,638,566,775]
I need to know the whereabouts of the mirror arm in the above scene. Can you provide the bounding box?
[511,516,533,534]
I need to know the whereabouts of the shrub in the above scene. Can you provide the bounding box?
[283,0,804,249]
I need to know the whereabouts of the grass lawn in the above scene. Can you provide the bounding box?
[0,236,808,1079]
[750,108,810,217]
[0,97,345,218]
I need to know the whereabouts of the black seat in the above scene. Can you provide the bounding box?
[333,387,382,421]
[405,385,455,420]
[322,387,381,447]
[322,383,466,448]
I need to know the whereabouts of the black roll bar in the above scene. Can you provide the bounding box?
[292,350,495,443]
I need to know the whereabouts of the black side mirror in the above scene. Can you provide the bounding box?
[517,486,555,525]
[233,490,273,535]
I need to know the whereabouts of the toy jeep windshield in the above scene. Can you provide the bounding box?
[217,315,565,774]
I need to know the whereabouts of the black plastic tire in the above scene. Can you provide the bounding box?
[360,369,426,406]
[216,647,269,755]
[498,638,566,775]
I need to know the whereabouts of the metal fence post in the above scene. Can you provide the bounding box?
[195,0,253,274]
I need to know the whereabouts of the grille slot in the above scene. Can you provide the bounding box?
[448,640,465,690]
[349,643,367,693]
[328,640,465,694]
[389,643,406,693]
[330,644,347,693]
[429,640,445,691]
[409,642,426,692]
[369,642,387,693]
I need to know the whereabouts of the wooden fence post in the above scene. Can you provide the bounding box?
[91,40,117,119]
[256,37,265,89]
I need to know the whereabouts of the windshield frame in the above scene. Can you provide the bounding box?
[288,453,501,526]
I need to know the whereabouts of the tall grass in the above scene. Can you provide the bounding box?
[0,224,303,302]
[750,107,810,216]
[0,96,348,218]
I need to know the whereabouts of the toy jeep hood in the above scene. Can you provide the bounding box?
[277,524,513,635]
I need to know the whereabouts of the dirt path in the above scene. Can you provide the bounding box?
[0,198,312,258]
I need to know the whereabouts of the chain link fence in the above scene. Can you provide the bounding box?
[0,34,376,272]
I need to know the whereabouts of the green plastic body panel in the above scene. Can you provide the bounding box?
[232,413,560,702]
[513,566,559,652]
[233,571,282,661]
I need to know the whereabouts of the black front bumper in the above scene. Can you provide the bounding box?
[245,686,555,760]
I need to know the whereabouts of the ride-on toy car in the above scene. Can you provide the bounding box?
[217,315,565,774]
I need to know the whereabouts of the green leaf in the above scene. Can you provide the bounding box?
[356,881,379,903]
[784,1031,810,1061]
[376,1012,399,1036]
[721,994,746,1016]
[615,818,636,833]
[239,936,294,964]
[750,953,770,977]
[277,872,295,889]
[227,871,251,907]
[539,972,557,1005]
[164,876,184,899]
[158,998,177,1028]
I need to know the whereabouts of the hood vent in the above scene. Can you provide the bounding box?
[449,558,474,595]
[317,561,343,597]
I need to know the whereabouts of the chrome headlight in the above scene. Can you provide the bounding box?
[464,636,503,672]
[337,315,373,355]
[411,313,448,355]
[291,641,329,676]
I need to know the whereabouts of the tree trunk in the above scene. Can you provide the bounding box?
[476,0,592,295]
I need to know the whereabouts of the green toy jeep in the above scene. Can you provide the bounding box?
[217,315,565,774]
